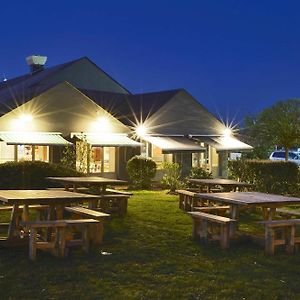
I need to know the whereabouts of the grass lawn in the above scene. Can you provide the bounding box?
[1,190,300,299]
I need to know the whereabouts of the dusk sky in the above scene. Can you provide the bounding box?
[1,0,300,125]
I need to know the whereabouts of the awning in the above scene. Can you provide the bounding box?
[71,133,141,147]
[0,132,71,146]
[141,135,205,153]
[191,135,253,151]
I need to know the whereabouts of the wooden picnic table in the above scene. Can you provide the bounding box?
[47,176,127,194]
[195,191,300,224]
[189,178,252,192]
[0,189,101,245]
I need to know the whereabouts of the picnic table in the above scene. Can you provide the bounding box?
[47,176,127,194]
[189,178,252,192]
[0,189,101,245]
[195,191,300,223]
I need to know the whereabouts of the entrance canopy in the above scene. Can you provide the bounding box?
[71,133,141,147]
[190,135,253,151]
[0,132,71,146]
[141,135,205,153]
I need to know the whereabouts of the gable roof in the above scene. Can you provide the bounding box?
[0,57,129,115]
[79,88,182,126]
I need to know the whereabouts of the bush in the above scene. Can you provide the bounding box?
[161,162,183,193]
[229,159,300,196]
[0,161,82,189]
[185,167,212,189]
[126,156,157,189]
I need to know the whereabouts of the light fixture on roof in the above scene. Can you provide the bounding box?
[26,55,47,74]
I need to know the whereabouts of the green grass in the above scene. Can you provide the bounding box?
[1,191,300,299]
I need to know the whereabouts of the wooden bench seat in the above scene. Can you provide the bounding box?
[176,190,197,211]
[188,211,236,249]
[65,206,109,219]
[105,188,133,196]
[22,220,67,261]
[276,208,300,218]
[65,206,109,244]
[259,219,300,255]
[64,219,99,253]
[193,205,230,216]
[23,219,100,260]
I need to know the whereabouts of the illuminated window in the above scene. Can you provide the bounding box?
[89,147,116,173]
[34,146,49,162]
[0,142,14,163]
[18,145,33,161]
[104,147,115,172]
[18,145,49,162]
[151,145,172,169]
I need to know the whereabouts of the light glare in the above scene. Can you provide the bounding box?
[136,125,147,137]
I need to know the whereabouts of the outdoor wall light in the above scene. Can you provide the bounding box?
[223,128,232,138]
[11,113,34,131]
[91,116,110,132]
[135,125,147,137]
[19,114,33,123]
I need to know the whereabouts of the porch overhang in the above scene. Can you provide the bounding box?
[0,131,72,146]
[71,133,141,147]
[141,135,206,153]
[190,135,253,151]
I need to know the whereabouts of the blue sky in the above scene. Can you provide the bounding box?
[1,0,300,124]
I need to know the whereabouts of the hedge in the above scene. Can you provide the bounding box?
[229,159,300,196]
[0,161,82,189]
[126,156,156,189]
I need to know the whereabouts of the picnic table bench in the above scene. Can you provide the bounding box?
[188,211,236,249]
[176,190,197,211]
[65,206,109,244]
[259,219,300,255]
[23,218,100,260]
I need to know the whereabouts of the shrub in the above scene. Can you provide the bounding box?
[126,156,157,189]
[0,161,82,189]
[161,162,183,193]
[185,167,212,189]
[188,167,212,179]
[229,159,299,196]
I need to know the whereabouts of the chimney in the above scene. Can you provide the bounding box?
[26,55,47,74]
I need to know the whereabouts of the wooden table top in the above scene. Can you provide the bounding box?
[0,190,101,205]
[47,176,127,185]
[195,192,300,207]
[189,178,252,187]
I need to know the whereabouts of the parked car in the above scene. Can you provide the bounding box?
[269,151,300,166]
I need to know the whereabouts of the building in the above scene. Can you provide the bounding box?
[0,55,252,179]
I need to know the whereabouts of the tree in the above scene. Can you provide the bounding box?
[244,99,300,160]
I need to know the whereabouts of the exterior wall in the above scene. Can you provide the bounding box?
[141,91,229,178]
[146,91,226,136]
[43,58,129,94]
[0,82,129,136]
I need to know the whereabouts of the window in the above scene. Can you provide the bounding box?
[151,144,172,169]
[89,146,116,173]
[0,142,14,163]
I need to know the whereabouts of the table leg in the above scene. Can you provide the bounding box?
[229,204,239,236]
[56,205,64,220]
[22,204,30,234]
[8,204,20,239]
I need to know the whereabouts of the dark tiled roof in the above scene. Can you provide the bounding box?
[79,88,182,126]
[0,58,81,114]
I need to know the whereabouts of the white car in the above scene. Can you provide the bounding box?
[269,151,300,166]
